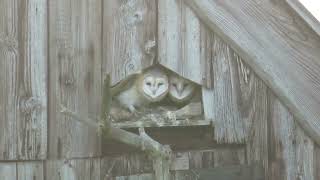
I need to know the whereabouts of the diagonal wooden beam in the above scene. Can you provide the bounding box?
[184,0,320,144]
[286,0,320,37]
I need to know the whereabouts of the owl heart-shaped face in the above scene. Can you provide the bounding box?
[169,75,195,102]
[142,75,169,101]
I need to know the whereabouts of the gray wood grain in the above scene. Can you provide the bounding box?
[184,0,320,145]
[111,174,154,180]
[201,31,268,145]
[0,163,16,180]
[46,158,100,180]
[0,0,47,160]
[315,145,320,180]
[201,33,245,143]
[158,0,204,86]
[48,0,102,158]
[286,0,320,36]
[103,0,157,86]
[17,162,44,180]
[268,93,315,180]
[101,148,245,177]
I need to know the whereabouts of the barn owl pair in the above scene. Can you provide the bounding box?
[113,67,196,113]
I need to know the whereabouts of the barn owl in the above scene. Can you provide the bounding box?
[168,73,196,105]
[113,67,169,113]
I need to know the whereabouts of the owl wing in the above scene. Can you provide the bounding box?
[110,74,138,97]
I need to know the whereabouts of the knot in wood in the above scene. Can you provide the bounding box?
[20,97,42,114]
[0,34,18,51]
[60,74,76,87]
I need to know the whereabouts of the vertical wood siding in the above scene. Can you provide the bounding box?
[201,31,269,147]
[17,162,44,180]
[0,163,16,180]
[268,93,315,180]
[0,0,47,160]
[0,162,44,180]
[315,146,320,179]
[0,0,319,179]
[46,159,100,180]
[103,0,157,86]
[48,0,102,158]
[158,0,204,86]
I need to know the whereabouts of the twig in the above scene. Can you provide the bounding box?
[60,106,171,159]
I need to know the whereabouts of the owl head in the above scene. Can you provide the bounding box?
[140,68,169,102]
[168,74,196,103]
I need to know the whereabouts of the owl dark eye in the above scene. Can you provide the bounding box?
[183,83,189,87]
[146,82,151,86]
[158,82,164,86]
[172,83,177,88]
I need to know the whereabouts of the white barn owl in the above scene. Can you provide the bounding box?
[168,73,196,105]
[112,67,169,113]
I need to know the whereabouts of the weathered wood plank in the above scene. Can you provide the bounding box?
[46,158,100,180]
[101,148,245,177]
[101,153,153,177]
[110,174,154,180]
[113,120,211,128]
[103,0,157,85]
[295,127,314,180]
[48,0,102,158]
[315,145,320,180]
[286,0,320,36]
[0,0,47,160]
[268,94,315,180]
[0,163,16,180]
[184,0,320,144]
[172,164,265,180]
[17,162,44,180]
[201,31,268,145]
[268,95,296,180]
[201,33,246,143]
[158,0,204,85]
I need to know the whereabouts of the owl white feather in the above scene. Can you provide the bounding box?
[114,67,169,113]
[168,74,196,104]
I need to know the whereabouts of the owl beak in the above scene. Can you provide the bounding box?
[177,84,184,96]
[152,89,157,95]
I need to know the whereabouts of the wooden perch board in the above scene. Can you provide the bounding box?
[184,0,320,144]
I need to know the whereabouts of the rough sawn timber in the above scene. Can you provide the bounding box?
[268,93,315,180]
[184,0,320,144]
[104,0,157,86]
[0,0,47,160]
[48,0,102,158]
[201,30,268,144]
[286,0,320,37]
[158,0,205,86]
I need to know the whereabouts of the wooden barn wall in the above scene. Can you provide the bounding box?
[0,0,47,160]
[0,0,319,179]
[158,0,206,86]
[103,0,157,86]
[48,0,102,159]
